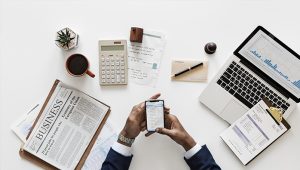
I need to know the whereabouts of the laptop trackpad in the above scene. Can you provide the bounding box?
[221,99,248,124]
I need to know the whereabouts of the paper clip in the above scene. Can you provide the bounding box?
[268,107,283,124]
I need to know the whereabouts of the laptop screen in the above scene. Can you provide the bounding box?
[237,28,300,99]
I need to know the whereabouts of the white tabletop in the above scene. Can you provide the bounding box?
[1,0,300,169]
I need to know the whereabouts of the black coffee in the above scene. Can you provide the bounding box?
[67,54,88,75]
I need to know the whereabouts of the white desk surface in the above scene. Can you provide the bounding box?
[1,0,300,169]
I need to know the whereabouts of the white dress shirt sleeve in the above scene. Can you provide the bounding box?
[112,141,132,157]
[184,143,202,159]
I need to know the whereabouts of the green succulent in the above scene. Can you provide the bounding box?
[55,28,75,49]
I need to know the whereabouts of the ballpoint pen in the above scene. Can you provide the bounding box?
[172,62,203,77]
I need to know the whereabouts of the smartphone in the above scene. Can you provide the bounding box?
[145,100,164,132]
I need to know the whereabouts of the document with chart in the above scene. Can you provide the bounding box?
[82,121,117,170]
[220,100,290,165]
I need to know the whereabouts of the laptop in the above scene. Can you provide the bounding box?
[199,26,300,124]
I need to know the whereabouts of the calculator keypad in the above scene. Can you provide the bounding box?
[100,54,127,85]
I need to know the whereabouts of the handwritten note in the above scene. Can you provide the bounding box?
[128,31,166,87]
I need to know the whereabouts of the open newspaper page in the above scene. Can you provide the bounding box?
[23,81,109,170]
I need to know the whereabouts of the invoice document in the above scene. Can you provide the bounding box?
[220,100,290,165]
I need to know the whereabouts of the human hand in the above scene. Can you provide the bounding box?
[119,93,161,142]
[156,114,196,151]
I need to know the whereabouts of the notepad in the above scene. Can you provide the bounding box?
[171,60,208,82]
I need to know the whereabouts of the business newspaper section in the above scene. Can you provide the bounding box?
[23,81,110,170]
[35,99,63,141]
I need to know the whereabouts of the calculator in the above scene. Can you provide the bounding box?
[99,40,128,85]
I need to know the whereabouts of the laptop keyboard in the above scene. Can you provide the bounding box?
[217,61,290,113]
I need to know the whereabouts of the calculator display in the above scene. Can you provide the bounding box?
[101,45,124,51]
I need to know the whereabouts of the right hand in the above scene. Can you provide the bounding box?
[156,114,196,151]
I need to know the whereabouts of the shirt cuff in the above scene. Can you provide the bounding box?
[112,141,132,157]
[184,143,202,159]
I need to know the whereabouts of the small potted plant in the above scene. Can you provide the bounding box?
[55,27,79,50]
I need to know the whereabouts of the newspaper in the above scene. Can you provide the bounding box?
[23,81,110,170]
[11,100,117,169]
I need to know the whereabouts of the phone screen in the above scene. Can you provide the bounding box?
[146,100,164,132]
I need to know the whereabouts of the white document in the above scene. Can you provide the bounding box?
[128,30,166,87]
[23,81,109,170]
[220,100,288,165]
[11,103,41,142]
[82,121,117,170]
